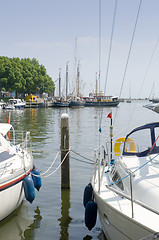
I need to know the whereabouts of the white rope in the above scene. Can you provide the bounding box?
[31,149,70,178]
[40,151,60,176]
[42,149,70,178]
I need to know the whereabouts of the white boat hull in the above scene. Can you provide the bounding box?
[0,180,24,221]
[0,123,34,221]
[94,190,156,240]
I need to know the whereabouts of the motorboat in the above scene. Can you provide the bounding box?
[4,99,25,109]
[0,123,40,221]
[0,100,6,109]
[84,121,159,240]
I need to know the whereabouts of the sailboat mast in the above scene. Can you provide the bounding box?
[77,61,80,97]
[95,72,98,95]
[74,37,78,99]
[98,0,101,96]
[59,68,61,98]
[66,62,69,100]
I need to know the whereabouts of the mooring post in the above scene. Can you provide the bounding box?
[61,113,70,189]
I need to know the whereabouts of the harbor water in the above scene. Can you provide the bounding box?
[0,100,158,240]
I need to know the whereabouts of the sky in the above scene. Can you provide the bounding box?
[1,0,159,98]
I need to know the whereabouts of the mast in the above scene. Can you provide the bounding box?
[76,61,80,97]
[59,68,61,98]
[95,72,98,95]
[74,37,77,100]
[66,62,69,100]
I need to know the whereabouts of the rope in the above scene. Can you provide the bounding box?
[98,0,118,133]
[118,0,142,99]
[107,153,159,187]
[139,232,159,240]
[40,151,60,176]
[71,156,93,165]
[114,0,143,126]
[125,37,159,132]
[71,149,93,162]
[31,148,94,178]
[40,150,71,178]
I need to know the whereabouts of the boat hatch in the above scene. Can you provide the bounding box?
[123,122,159,157]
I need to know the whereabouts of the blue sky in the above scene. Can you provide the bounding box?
[1,0,159,98]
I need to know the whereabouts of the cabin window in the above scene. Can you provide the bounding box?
[155,127,159,147]
[124,129,151,155]
[112,170,124,190]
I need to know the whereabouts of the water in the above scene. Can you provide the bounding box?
[0,100,158,240]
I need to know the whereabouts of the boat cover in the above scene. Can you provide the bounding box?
[0,124,12,136]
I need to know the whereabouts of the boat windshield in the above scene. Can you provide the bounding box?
[123,122,159,157]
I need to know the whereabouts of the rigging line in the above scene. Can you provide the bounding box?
[125,37,159,131]
[99,0,118,131]
[104,0,118,96]
[118,0,143,99]
[114,0,143,126]
[98,0,101,96]
[137,37,159,98]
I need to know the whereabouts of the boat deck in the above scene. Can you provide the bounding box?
[94,173,159,233]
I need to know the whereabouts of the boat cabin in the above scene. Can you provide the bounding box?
[123,122,159,157]
[26,95,37,102]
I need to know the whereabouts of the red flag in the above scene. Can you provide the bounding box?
[107,112,112,119]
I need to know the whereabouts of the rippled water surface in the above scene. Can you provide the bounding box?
[0,100,157,240]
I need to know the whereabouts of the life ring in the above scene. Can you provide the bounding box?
[114,137,136,156]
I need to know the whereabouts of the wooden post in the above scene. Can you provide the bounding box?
[61,113,70,189]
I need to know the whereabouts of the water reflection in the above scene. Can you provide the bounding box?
[0,203,42,240]
[23,206,42,240]
[58,189,72,240]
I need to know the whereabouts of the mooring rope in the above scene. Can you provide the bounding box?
[31,148,94,178]
[40,151,60,176]
[71,149,93,163]
[71,156,93,165]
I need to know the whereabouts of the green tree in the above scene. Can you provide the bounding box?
[0,57,55,96]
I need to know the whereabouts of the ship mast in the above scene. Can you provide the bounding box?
[76,61,80,97]
[59,68,61,99]
[66,62,69,100]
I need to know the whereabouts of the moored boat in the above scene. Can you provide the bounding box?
[83,95,119,107]
[4,99,25,109]
[84,121,159,240]
[52,101,69,107]
[0,122,41,221]
[69,98,85,108]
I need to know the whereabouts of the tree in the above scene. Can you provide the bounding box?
[0,57,55,96]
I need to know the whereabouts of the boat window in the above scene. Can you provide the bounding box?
[124,129,151,156]
[155,127,159,147]
[112,171,124,190]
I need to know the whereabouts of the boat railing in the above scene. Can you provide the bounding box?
[106,182,159,217]
[10,130,32,153]
[93,142,159,218]
[93,142,110,193]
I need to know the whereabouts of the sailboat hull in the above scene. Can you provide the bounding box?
[94,190,154,240]
[69,101,85,108]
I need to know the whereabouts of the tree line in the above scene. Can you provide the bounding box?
[0,56,55,97]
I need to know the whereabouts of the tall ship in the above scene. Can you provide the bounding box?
[69,60,85,108]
